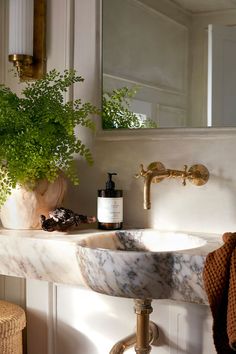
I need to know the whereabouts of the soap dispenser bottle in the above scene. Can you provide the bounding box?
[97,173,123,230]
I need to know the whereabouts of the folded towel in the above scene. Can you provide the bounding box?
[203,232,236,353]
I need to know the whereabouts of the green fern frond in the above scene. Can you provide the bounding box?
[0,69,99,206]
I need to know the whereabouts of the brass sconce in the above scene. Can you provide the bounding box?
[8,0,46,81]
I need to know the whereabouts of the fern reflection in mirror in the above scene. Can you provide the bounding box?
[102,86,157,129]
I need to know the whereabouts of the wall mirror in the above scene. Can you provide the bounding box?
[102,0,236,129]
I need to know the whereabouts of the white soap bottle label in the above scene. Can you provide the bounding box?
[97,197,123,223]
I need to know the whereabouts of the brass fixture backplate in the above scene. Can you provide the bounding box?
[147,162,166,184]
[33,0,47,80]
[188,164,209,186]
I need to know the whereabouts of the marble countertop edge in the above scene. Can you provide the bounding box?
[0,227,224,294]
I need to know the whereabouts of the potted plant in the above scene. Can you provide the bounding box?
[0,69,98,229]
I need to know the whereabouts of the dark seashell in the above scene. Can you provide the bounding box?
[40,207,96,232]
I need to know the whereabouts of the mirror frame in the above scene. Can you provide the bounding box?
[97,0,236,140]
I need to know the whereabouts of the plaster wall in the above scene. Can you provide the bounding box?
[82,134,236,236]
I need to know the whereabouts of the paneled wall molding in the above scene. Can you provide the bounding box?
[25,2,75,351]
[47,0,75,103]
[158,104,187,127]
[168,303,215,353]
[64,0,75,71]
[26,280,58,354]
[0,275,25,308]
[103,73,187,96]
[135,0,191,27]
[64,0,75,102]
[0,0,6,83]
[96,126,236,141]
[0,0,75,353]
[133,0,190,28]
[0,276,5,299]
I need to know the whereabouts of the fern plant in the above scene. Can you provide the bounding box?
[0,69,98,206]
[102,86,157,129]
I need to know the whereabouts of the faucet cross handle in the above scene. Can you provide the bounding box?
[135,162,166,181]
[135,164,147,179]
[187,164,209,186]
[182,165,188,186]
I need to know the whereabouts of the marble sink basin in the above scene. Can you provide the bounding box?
[77,229,207,301]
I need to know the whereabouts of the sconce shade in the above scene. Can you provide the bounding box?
[8,0,46,81]
[9,0,34,56]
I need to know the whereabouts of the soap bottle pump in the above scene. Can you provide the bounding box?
[97,173,123,230]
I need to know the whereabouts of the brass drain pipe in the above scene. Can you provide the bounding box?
[134,299,155,354]
[109,333,136,354]
[110,299,159,354]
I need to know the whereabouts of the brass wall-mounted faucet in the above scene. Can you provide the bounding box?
[136,162,209,209]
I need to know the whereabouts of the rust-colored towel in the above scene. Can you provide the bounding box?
[203,232,236,353]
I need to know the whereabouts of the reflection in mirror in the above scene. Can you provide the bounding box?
[102,0,236,129]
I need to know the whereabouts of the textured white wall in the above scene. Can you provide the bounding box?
[89,135,236,235]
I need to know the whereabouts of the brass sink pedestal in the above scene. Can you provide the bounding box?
[110,299,159,354]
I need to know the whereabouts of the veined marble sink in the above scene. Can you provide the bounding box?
[77,229,209,302]
[78,229,206,252]
[0,228,222,304]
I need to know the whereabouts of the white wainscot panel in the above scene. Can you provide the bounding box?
[0,275,25,307]
[55,285,135,354]
[25,279,216,354]
[168,302,216,354]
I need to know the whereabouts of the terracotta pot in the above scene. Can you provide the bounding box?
[0,175,67,229]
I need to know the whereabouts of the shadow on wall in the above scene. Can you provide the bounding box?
[27,308,99,354]
[56,321,99,354]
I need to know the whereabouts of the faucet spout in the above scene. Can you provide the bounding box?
[144,170,169,209]
[143,173,152,210]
